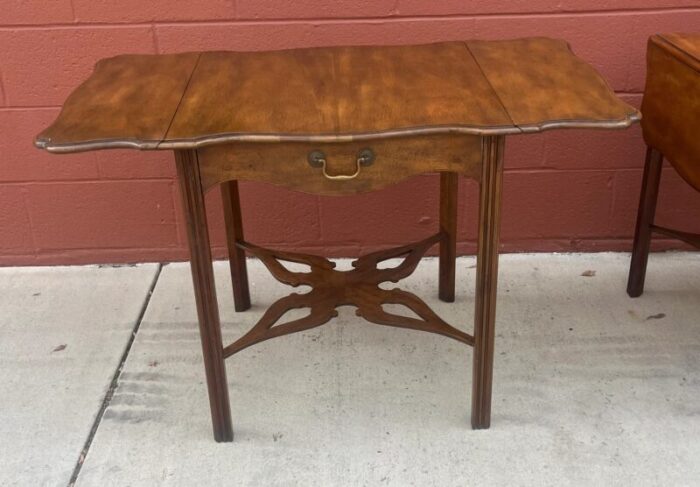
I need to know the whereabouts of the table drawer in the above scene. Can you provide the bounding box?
[196,134,483,195]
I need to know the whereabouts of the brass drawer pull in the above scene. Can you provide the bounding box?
[308,148,375,180]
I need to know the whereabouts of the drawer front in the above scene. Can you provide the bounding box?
[196,134,483,195]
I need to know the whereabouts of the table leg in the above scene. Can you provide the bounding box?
[472,135,505,429]
[439,172,459,302]
[175,149,234,442]
[627,147,664,298]
[222,180,251,311]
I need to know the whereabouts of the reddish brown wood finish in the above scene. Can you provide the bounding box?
[439,172,458,302]
[35,39,639,153]
[468,38,634,132]
[628,34,700,297]
[472,136,505,429]
[662,32,700,61]
[627,148,664,298]
[223,233,473,357]
[36,53,200,151]
[221,180,251,312]
[175,149,233,442]
[651,225,700,248]
[196,135,482,195]
[642,34,700,192]
[32,39,641,441]
[166,43,514,142]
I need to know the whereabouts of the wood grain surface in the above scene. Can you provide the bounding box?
[641,34,700,191]
[35,38,639,153]
[166,43,514,143]
[468,38,637,131]
[196,134,482,194]
[36,53,200,152]
[659,32,700,69]
[627,33,700,299]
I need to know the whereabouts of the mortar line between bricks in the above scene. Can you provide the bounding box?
[66,263,163,487]
[0,177,177,186]
[1,6,700,30]
[151,23,161,54]
[0,69,7,106]
[68,0,77,22]
[0,168,647,188]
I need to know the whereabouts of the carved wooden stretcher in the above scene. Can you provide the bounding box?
[35,38,639,442]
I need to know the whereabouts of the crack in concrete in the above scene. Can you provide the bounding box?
[67,263,163,487]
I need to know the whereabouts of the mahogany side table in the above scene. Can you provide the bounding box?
[627,33,700,297]
[35,38,639,442]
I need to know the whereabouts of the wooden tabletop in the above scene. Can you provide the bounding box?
[653,33,700,71]
[35,38,639,153]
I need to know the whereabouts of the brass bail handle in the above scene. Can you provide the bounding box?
[308,148,375,180]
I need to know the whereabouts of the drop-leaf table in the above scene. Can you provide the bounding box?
[36,38,639,442]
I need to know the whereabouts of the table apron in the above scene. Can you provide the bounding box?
[196,134,483,195]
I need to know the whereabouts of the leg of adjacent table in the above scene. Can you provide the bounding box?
[221,180,251,312]
[472,135,505,430]
[439,172,459,302]
[627,147,664,298]
[175,149,234,442]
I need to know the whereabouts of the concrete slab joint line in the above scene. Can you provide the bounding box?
[67,264,163,487]
[0,264,162,487]
[48,253,700,486]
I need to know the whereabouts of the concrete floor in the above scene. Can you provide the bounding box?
[1,253,698,486]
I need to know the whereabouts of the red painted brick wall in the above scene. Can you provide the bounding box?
[1,2,699,265]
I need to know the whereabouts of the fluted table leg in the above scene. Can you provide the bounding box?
[472,135,505,429]
[175,149,233,442]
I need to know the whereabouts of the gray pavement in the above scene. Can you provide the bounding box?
[0,264,160,487]
[1,254,699,486]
